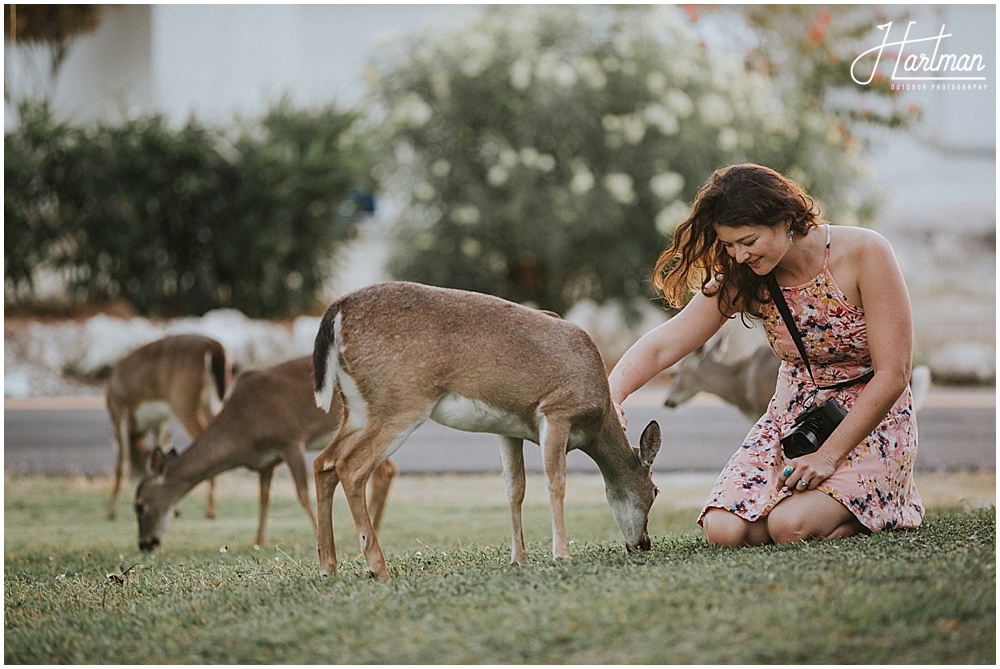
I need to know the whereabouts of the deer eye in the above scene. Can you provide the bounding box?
[135,503,147,515]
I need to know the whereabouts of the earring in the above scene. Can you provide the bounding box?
[787,229,794,244]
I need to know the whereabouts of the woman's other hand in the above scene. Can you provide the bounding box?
[779,451,837,492]
[613,401,628,431]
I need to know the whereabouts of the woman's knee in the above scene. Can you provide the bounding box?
[767,492,865,544]
[702,508,769,547]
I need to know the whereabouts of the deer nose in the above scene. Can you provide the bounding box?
[625,528,651,552]
[139,537,160,552]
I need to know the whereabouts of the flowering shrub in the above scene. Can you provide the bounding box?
[370,5,886,315]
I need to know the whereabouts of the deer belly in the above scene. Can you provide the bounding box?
[133,401,173,433]
[430,393,536,441]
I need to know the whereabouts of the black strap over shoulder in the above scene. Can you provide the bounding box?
[766,273,874,392]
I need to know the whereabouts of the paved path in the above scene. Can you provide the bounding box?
[4,387,994,476]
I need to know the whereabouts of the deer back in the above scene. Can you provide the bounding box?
[315,282,611,428]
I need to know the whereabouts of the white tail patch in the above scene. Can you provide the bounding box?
[203,352,223,415]
[314,312,342,413]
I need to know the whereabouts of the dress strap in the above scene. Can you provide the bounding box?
[822,224,831,269]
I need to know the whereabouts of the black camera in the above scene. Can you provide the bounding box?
[780,398,848,459]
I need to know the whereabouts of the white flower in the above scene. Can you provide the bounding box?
[535,51,560,81]
[601,115,622,132]
[393,141,416,165]
[554,63,577,87]
[664,89,694,118]
[717,127,739,151]
[646,71,667,94]
[622,116,647,145]
[431,160,451,178]
[460,238,482,257]
[431,71,450,100]
[644,104,679,136]
[576,57,607,90]
[604,173,637,205]
[655,201,691,236]
[699,93,733,127]
[649,172,685,200]
[570,165,595,195]
[510,59,532,90]
[499,149,518,168]
[450,205,481,225]
[487,165,509,186]
[519,147,540,168]
[393,92,433,128]
[414,182,436,202]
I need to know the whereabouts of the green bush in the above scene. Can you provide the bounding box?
[369,6,904,317]
[4,99,374,317]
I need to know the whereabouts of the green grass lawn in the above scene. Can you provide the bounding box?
[4,470,995,664]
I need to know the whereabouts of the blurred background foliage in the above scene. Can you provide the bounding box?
[4,99,375,317]
[5,5,919,319]
[370,5,916,318]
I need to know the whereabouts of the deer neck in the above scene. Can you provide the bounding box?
[582,417,643,487]
[162,431,239,500]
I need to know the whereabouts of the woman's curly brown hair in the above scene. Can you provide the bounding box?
[653,163,821,319]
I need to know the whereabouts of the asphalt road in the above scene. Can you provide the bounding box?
[4,391,994,476]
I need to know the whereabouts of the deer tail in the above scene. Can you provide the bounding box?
[208,342,228,403]
[313,304,342,412]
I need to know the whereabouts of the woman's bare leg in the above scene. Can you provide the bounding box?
[702,507,772,547]
[766,490,869,544]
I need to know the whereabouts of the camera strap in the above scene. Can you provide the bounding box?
[766,273,874,393]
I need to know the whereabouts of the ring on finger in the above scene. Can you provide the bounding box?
[799,479,810,488]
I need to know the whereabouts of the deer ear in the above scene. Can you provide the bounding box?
[638,421,661,469]
[150,448,168,475]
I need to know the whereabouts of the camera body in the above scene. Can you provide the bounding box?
[780,398,848,459]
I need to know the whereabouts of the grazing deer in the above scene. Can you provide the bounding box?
[135,356,399,551]
[664,319,933,420]
[106,334,230,520]
[312,281,662,580]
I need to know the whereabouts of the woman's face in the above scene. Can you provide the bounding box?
[713,222,789,275]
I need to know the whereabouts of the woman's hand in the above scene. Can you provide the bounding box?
[613,401,628,431]
[779,451,837,492]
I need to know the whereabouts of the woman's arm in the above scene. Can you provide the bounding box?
[609,290,729,426]
[783,231,913,489]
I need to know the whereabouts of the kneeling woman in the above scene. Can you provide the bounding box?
[609,163,924,546]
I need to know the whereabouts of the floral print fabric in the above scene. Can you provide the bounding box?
[698,226,924,532]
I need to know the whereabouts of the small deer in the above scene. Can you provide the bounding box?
[312,281,661,580]
[664,322,780,421]
[134,356,399,551]
[106,334,230,520]
[664,319,932,420]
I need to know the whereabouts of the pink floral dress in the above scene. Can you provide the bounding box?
[698,225,924,532]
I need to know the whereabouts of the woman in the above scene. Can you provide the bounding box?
[609,163,924,546]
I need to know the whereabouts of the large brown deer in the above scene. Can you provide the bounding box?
[134,356,399,551]
[312,281,661,580]
[106,334,230,520]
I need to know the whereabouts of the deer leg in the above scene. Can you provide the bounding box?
[256,464,276,548]
[285,445,317,531]
[368,458,399,533]
[337,416,425,581]
[497,436,527,564]
[107,414,130,520]
[313,446,343,578]
[539,417,571,560]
